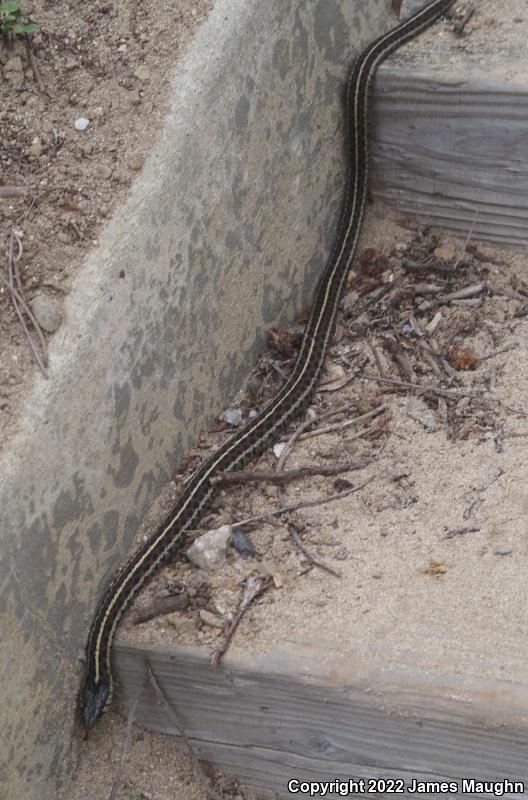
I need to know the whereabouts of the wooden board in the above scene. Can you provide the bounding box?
[372,69,528,250]
[115,642,528,799]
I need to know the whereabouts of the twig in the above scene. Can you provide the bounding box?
[362,374,461,400]
[402,258,454,276]
[0,185,30,198]
[453,5,475,36]
[442,525,480,540]
[275,408,348,576]
[485,283,527,303]
[212,459,370,487]
[210,576,271,669]
[463,469,503,520]
[292,404,386,441]
[480,344,518,362]
[419,282,485,311]
[107,698,139,800]
[146,660,221,800]
[453,207,479,269]
[25,34,47,95]
[132,592,189,625]
[288,520,341,578]
[2,233,48,375]
[231,474,376,530]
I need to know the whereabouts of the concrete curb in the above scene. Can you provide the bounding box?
[0,1,391,797]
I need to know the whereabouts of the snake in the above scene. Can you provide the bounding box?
[81,0,455,731]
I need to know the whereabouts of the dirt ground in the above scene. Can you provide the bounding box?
[67,201,528,799]
[0,0,213,446]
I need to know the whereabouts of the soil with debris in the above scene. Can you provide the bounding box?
[0,0,213,445]
[397,0,527,80]
[68,201,528,799]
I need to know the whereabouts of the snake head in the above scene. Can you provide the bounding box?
[81,677,111,733]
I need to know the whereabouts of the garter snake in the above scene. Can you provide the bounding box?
[81,0,454,730]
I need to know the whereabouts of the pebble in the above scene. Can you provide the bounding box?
[74,117,90,131]
[5,55,24,73]
[133,65,150,82]
[94,163,113,180]
[222,407,243,426]
[272,573,287,589]
[167,616,195,635]
[28,138,43,159]
[199,609,223,629]
[5,69,23,88]
[273,442,287,458]
[495,545,513,556]
[129,90,141,106]
[433,245,456,261]
[186,524,232,570]
[130,156,143,171]
[29,293,62,333]
[232,531,256,558]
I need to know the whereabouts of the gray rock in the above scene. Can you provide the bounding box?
[133,65,150,82]
[199,609,223,628]
[222,406,244,426]
[495,545,513,556]
[186,524,232,570]
[5,55,23,73]
[29,293,62,333]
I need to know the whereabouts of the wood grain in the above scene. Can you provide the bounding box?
[114,642,528,799]
[372,69,528,250]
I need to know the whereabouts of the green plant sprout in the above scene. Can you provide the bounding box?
[0,1,38,40]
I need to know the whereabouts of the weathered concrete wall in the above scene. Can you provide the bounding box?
[0,1,391,797]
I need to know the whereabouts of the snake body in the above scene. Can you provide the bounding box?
[81,0,454,730]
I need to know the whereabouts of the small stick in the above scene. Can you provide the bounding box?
[453,207,480,269]
[480,344,518,362]
[213,459,370,487]
[402,258,454,275]
[463,469,504,520]
[210,576,271,669]
[25,34,47,95]
[230,474,376,529]
[0,185,30,198]
[485,283,527,303]
[146,660,221,800]
[2,234,48,375]
[132,592,189,625]
[277,408,317,468]
[362,374,471,401]
[275,408,347,576]
[383,337,416,383]
[419,283,485,311]
[453,5,475,36]
[367,339,386,376]
[443,525,480,540]
[288,520,341,578]
[107,698,139,800]
[292,404,386,442]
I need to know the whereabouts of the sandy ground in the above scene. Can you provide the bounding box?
[67,200,528,798]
